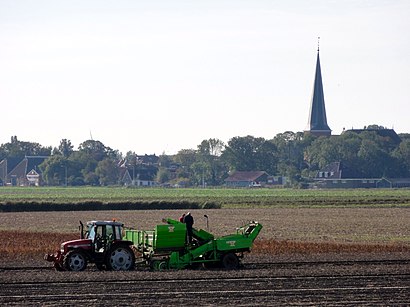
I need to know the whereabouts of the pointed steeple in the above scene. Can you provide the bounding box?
[305,42,331,136]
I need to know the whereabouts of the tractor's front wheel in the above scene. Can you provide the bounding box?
[63,250,88,271]
[106,245,135,271]
[222,253,239,270]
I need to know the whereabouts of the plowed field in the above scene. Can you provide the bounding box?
[1,207,409,305]
[1,258,409,305]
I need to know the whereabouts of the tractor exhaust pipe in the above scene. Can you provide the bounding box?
[79,221,84,239]
[204,214,209,231]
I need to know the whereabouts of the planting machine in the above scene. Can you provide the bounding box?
[45,217,262,271]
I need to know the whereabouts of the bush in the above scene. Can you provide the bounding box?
[202,201,221,209]
[0,201,206,212]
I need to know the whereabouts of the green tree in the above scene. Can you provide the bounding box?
[392,140,410,176]
[198,138,224,157]
[273,131,314,183]
[174,149,197,167]
[75,140,120,185]
[365,124,386,130]
[173,149,197,182]
[357,139,390,177]
[304,136,339,170]
[78,140,120,161]
[83,171,99,186]
[39,155,72,186]
[54,139,74,157]
[197,138,227,186]
[222,136,277,174]
[305,130,404,178]
[95,158,120,185]
[156,167,171,183]
[158,152,173,168]
[190,161,211,187]
[398,133,410,142]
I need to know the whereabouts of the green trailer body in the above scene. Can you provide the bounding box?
[124,218,262,270]
[155,223,187,251]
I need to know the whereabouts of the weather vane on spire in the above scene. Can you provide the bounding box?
[317,36,320,52]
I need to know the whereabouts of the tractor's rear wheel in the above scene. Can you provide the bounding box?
[63,250,88,271]
[106,245,135,271]
[222,253,239,270]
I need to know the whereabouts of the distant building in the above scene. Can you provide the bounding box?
[119,167,158,187]
[135,154,159,166]
[224,171,273,188]
[315,161,342,180]
[0,159,7,186]
[304,45,332,137]
[313,161,410,188]
[26,169,41,186]
[2,156,48,186]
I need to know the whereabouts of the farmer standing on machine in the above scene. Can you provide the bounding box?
[183,212,194,243]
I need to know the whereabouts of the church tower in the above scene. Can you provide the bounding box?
[304,41,331,136]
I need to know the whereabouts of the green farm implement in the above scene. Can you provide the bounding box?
[45,217,262,271]
[125,218,262,270]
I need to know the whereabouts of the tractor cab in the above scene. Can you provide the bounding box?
[83,221,124,253]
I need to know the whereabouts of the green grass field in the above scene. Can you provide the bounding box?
[1,186,410,208]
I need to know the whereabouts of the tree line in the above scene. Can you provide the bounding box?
[1,125,409,187]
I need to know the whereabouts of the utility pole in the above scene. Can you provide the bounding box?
[61,165,67,186]
[65,165,68,187]
[202,166,205,188]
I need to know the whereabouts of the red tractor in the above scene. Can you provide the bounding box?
[45,220,135,271]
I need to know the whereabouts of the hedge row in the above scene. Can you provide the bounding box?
[0,201,221,212]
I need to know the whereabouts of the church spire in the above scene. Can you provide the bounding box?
[305,39,331,136]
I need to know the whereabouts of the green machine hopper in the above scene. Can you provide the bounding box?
[124,217,262,270]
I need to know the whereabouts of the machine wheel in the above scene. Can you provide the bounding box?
[222,253,239,270]
[150,260,168,271]
[188,262,202,270]
[157,261,168,271]
[202,261,221,269]
[63,250,88,271]
[106,245,135,271]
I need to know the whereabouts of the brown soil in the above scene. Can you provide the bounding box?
[1,255,409,305]
[0,208,409,305]
[1,207,409,242]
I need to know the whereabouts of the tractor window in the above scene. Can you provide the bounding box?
[114,226,122,240]
[96,225,103,239]
[106,225,114,241]
[94,226,105,251]
[88,225,95,240]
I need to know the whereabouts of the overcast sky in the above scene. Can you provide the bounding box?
[1,0,409,155]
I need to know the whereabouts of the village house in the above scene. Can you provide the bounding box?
[0,156,48,186]
[225,171,286,188]
[313,161,410,188]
